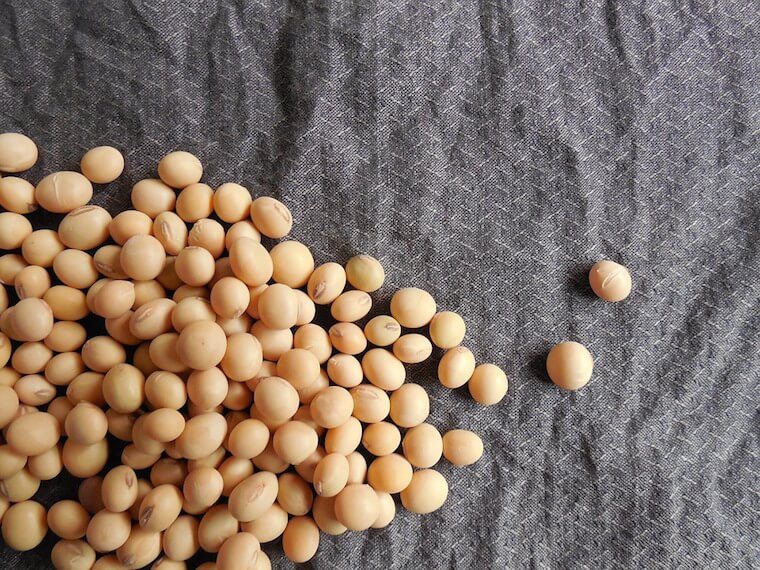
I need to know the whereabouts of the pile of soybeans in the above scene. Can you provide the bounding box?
[0,133,508,569]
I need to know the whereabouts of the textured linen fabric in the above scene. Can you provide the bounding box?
[1,1,758,568]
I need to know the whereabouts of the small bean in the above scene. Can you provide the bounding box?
[345,254,385,292]
[438,346,476,388]
[58,205,112,250]
[0,133,37,172]
[0,212,32,249]
[334,484,378,531]
[326,354,363,388]
[390,287,436,328]
[282,516,319,563]
[176,183,213,222]
[399,469,448,514]
[22,230,64,268]
[80,146,124,183]
[330,290,372,322]
[250,196,292,239]
[158,151,203,188]
[328,322,366,355]
[0,176,36,213]
[35,172,92,213]
[367,453,413,493]
[1,500,47,551]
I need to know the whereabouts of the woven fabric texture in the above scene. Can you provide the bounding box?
[1,1,758,568]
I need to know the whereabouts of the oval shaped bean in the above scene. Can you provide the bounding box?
[35,171,92,213]
[334,484,378,531]
[250,197,292,239]
[438,346,476,388]
[228,471,278,522]
[175,412,226,460]
[58,206,112,250]
[14,264,51,298]
[0,133,37,172]
[1,500,47,551]
[443,429,484,466]
[47,500,90,540]
[399,469,448,514]
[390,287,436,328]
[345,254,385,292]
[282,516,319,563]
[328,322,366,355]
[330,290,372,322]
[350,385,390,424]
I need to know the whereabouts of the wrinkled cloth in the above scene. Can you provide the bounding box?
[1,1,758,568]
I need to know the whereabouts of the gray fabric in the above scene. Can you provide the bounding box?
[1,1,758,568]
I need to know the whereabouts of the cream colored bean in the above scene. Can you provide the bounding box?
[0,444,26,479]
[400,469,448,514]
[367,453,413,493]
[93,244,128,278]
[0,467,40,501]
[121,235,166,281]
[0,133,37,172]
[393,333,432,364]
[198,504,239,554]
[0,212,32,249]
[212,182,250,223]
[171,296,214,331]
[52,250,98,289]
[217,531,261,569]
[66,371,106,407]
[10,297,53,342]
[62,438,108,478]
[28,444,63,480]
[228,471,278,522]
[94,280,135,319]
[80,146,124,183]
[330,290,372,322]
[225,220,261,249]
[58,206,112,250]
[229,237,272,286]
[442,429,484,466]
[143,409,186,442]
[276,348,320,391]
[324,417,362,455]
[102,363,144,413]
[153,211,188,255]
[158,151,202,188]
[0,177,36,214]
[309,386,354,429]
[313,453,349,497]
[345,254,385,292]
[389,383,429,428]
[6,411,59,455]
[129,297,176,340]
[183,466,223,511]
[187,367,228,410]
[150,457,188,487]
[51,539,96,570]
[326,354,363,388]
[217,313,253,337]
[162,515,200,561]
[350,385,390,424]
[138,484,183,532]
[277,472,313,516]
[334,484,378,531]
[372,491,395,528]
[0,366,19,387]
[361,348,405,391]
[293,324,332,363]
[44,321,86,352]
[188,218,225,259]
[250,196,292,238]
[269,240,314,288]
[211,277,250,320]
[82,335,126,372]
[175,246,215,286]
[390,287,436,328]
[176,183,213,222]
[47,500,90,540]
[44,352,85,386]
[589,259,632,302]
[132,280,166,308]
[14,373,54,405]
[297,371,329,406]
[346,451,367,484]
[438,346,476,388]
[11,341,53,373]
[328,322,366,355]
[145,371,187,410]
[257,283,298,330]
[251,439,288,474]
[177,320,227,370]
[362,421,401,456]
[282,516,319,564]
[306,262,345,305]
[101,465,139,513]
[131,178,176,218]
[116,524,162,569]
[65,403,107,445]
[43,285,88,320]
[469,363,508,405]
[429,311,466,349]
[35,172,92,213]
[105,409,136,441]
[546,341,594,391]
[22,230,64,267]
[271,421,318,465]
[240,503,287,543]
[1,500,47,551]
[109,210,154,245]
[250,321,293,361]
[312,495,346,536]
[175,412,226,460]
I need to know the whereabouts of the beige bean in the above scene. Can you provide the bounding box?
[65,403,108,445]
[158,151,202,188]
[213,182,251,223]
[43,285,88,320]
[0,254,28,286]
[0,467,40,501]
[176,183,213,222]
[44,352,85,386]
[153,211,188,255]
[6,411,59,455]
[334,484,378,531]
[390,287,436,328]
[145,370,187,410]
[51,539,96,570]
[78,476,106,514]
[10,297,53,342]
[109,210,154,245]
[372,491,396,528]
[94,280,135,319]
[429,311,466,349]
[270,240,314,288]
[52,250,98,289]
[293,324,332,363]
[82,335,126,372]
[101,465,139,513]
[367,453,413,494]
[257,283,298,330]
[0,133,37,172]
[326,354,363,388]
[250,321,293,361]
[188,218,225,259]
[80,145,124,183]
[228,471,278,522]
[468,363,508,405]
[217,531,261,570]
[0,176,36,213]
[310,386,354,429]
[174,246,215,286]
[313,453,349,497]
[350,385,390,424]
[345,254,385,292]
[306,262,346,304]
[102,363,145,413]
[330,290,372,322]
[229,237,272,286]
[21,230,64,267]
[346,451,367,484]
[150,457,187,488]
[328,322,366,355]
[1,500,47,551]
[277,472,314,516]
[177,320,227,370]
[66,371,106,407]
[362,421,401,456]
[389,383,429,428]
[187,367,228,410]
[121,235,166,281]
[0,444,26,479]
[211,277,250,320]
[399,469,448,514]
[58,206,112,250]
[296,371,329,406]
[27,444,63,480]
[0,212,32,249]
[14,264,51,298]
[143,409,186,442]
[175,412,226,460]
[438,346,476,388]
[106,409,136,442]
[272,421,318,465]
[293,445,325,483]
[62,438,108,478]
[43,321,86,352]
[250,196,292,239]
[162,515,200,561]
[361,348,406,391]
[225,219,261,249]
[393,333,433,364]
[198,504,239,554]
[35,171,92,213]
[116,524,162,569]
[47,500,90,540]
[11,341,52,373]
[240,503,287,543]
[546,341,593,391]
[227,418,269,459]
[312,495,346,536]
[93,244,128,279]
[276,348,320,390]
[324,417,362,455]
[129,297,176,339]
[282,516,319,563]
[138,484,183,532]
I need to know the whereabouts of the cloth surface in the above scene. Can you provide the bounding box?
[1,1,758,568]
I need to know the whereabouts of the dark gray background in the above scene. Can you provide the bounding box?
[1,0,758,568]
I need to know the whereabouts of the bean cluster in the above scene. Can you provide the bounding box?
[0,134,508,569]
